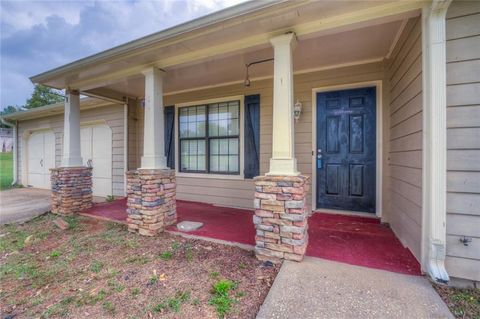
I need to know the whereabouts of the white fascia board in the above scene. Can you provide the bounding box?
[1,97,112,121]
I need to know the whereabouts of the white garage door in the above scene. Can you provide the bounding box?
[27,130,56,189]
[81,124,112,197]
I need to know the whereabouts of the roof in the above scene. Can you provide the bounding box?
[1,97,113,121]
[29,0,424,92]
[30,0,287,85]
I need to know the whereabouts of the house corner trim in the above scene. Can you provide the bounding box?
[421,0,452,284]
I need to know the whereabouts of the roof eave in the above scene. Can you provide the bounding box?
[1,97,111,121]
[29,0,288,85]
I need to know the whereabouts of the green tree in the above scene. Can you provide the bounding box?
[0,106,20,128]
[25,85,64,109]
[0,105,19,116]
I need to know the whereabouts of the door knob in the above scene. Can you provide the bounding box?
[40,159,43,167]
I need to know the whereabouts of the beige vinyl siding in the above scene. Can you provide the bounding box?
[17,103,126,196]
[127,100,139,170]
[137,82,273,208]
[132,62,386,209]
[291,62,387,209]
[385,17,423,261]
[445,0,480,282]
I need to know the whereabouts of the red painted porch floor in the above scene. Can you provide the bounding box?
[81,199,421,275]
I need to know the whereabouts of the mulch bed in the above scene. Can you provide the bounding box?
[433,284,480,319]
[0,214,279,318]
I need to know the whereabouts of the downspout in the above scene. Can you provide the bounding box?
[421,0,452,284]
[0,117,18,185]
[123,99,129,196]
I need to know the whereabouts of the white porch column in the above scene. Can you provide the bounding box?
[268,33,298,176]
[61,90,83,167]
[141,67,167,169]
[421,0,451,283]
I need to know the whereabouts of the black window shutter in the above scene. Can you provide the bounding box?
[244,94,260,179]
[164,105,175,169]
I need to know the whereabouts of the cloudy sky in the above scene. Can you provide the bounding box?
[0,0,246,110]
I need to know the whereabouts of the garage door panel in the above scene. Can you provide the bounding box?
[28,173,43,188]
[81,127,93,167]
[28,158,42,175]
[28,133,43,175]
[43,132,55,178]
[82,124,112,197]
[92,178,111,197]
[27,131,56,189]
[92,158,111,179]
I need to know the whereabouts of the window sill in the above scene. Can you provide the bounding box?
[175,171,245,180]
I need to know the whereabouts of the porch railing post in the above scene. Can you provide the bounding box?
[268,33,298,176]
[253,33,310,264]
[126,68,177,236]
[141,67,167,169]
[61,90,82,167]
[51,90,92,215]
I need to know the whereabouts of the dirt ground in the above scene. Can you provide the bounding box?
[433,284,480,319]
[0,214,279,318]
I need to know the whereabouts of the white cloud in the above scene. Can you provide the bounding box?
[0,0,247,109]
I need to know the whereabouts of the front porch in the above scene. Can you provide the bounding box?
[81,198,421,276]
[33,0,453,282]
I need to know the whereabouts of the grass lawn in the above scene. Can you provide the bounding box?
[434,284,480,319]
[0,152,13,189]
[0,214,279,318]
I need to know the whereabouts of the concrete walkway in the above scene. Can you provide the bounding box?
[257,257,453,319]
[0,188,51,224]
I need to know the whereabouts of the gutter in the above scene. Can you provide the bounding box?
[0,117,18,186]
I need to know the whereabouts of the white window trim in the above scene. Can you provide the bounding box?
[174,95,245,180]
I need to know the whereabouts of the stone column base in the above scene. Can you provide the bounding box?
[126,169,176,236]
[50,167,93,215]
[253,175,310,263]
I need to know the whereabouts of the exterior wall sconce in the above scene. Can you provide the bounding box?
[294,99,302,122]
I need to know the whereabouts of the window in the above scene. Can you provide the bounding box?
[179,100,240,174]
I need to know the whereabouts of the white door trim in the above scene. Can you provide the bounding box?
[311,80,383,218]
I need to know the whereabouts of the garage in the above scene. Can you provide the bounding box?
[81,124,112,197]
[27,130,55,189]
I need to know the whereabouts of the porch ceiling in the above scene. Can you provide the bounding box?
[31,0,423,97]
[31,0,423,91]
[100,19,406,98]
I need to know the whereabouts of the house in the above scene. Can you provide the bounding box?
[2,0,479,287]
[0,128,13,152]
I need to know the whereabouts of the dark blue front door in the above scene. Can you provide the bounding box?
[316,87,376,213]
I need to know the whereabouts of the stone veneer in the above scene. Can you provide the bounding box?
[126,169,176,236]
[50,167,93,215]
[253,175,310,263]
